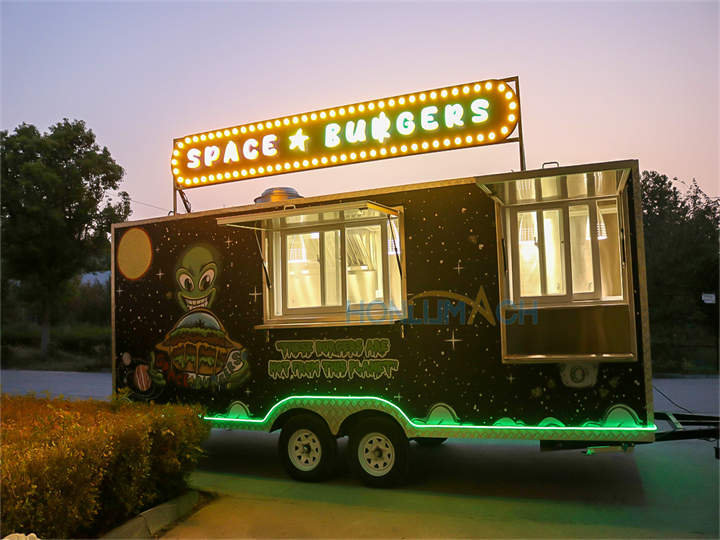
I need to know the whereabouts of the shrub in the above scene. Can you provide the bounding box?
[0,395,210,538]
[1,324,111,357]
[51,325,111,357]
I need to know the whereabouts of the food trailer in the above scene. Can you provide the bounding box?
[112,77,716,486]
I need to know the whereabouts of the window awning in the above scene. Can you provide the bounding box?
[481,167,630,205]
[217,200,400,231]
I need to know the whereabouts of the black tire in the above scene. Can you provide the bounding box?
[415,437,447,447]
[279,413,337,482]
[349,416,409,488]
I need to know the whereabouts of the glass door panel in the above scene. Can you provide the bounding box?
[567,174,588,198]
[286,232,321,308]
[387,219,402,311]
[346,224,384,306]
[540,177,560,199]
[515,179,536,202]
[517,211,541,296]
[324,230,342,306]
[597,200,623,298]
[569,205,594,293]
[542,209,566,295]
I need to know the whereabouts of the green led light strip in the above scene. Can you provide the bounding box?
[203,395,657,432]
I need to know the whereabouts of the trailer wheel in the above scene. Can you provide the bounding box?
[279,414,337,482]
[349,416,408,487]
[415,437,447,447]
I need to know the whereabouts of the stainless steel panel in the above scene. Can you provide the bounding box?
[504,304,633,357]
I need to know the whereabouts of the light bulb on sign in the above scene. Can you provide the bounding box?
[172,77,522,189]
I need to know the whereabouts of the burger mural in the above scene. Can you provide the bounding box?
[156,309,250,390]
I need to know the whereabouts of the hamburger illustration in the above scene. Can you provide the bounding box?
[156,309,250,386]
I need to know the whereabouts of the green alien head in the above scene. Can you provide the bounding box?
[175,244,220,311]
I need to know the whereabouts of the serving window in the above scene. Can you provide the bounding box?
[218,201,406,326]
[509,198,623,303]
[482,166,637,364]
[496,170,628,305]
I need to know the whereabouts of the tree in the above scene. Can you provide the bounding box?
[1,119,131,354]
[641,171,719,372]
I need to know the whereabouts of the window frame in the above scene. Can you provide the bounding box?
[505,174,627,306]
[486,164,640,367]
[264,208,406,325]
[280,224,348,316]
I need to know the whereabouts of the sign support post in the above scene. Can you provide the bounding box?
[513,76,527,171]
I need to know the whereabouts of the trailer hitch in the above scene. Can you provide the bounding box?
[654,411,719,458]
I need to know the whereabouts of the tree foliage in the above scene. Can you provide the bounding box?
[641,171,719,371]
[1,119,131,351]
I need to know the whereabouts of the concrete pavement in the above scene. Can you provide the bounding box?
[165,433,718,538]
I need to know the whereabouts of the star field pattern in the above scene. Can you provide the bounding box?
[113,180,650,428]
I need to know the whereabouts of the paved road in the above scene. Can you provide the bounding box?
[2,371,718,538]
[1,369,112,400]
[176,434,719,538]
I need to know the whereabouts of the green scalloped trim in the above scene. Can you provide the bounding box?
[204,395,656,442]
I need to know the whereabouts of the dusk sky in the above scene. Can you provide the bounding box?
[2,1,717,221]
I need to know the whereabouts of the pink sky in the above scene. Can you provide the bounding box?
[2,1,717,220]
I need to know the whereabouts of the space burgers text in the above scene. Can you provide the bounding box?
[171,78,521,189]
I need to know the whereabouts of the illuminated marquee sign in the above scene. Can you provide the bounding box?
[171,77,521,189]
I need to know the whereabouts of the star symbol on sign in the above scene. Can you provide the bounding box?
[288,128,309,151]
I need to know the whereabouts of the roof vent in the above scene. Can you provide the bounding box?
[254,187,303,204]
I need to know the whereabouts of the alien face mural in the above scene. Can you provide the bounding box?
[150,243,252,391]
[175,244,219,311]
[119,240,252,397]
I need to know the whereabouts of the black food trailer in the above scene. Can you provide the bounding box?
[113,78,718,486]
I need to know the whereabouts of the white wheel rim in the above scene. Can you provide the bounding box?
[288,429,322,472]
[358,432,395,477]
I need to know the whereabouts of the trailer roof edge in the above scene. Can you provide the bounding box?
[115,159,638,229]
[115,176,476,228]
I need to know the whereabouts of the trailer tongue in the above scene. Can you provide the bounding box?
[654,412,719,450]
[541,411,719,457]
